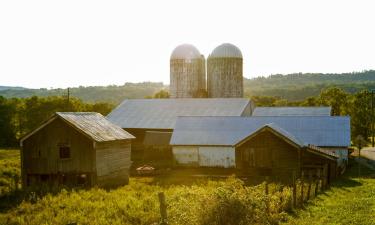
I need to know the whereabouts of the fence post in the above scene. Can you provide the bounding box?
[158,192,168,225]
[265,176,269,195]
[292,171,297,209]
[307,170,312,201]
[300,171,304,206]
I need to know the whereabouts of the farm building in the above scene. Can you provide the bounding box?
[252,107,332,116]
[106,98,255,167]
[170,116,350,183]
[20,112,135,188]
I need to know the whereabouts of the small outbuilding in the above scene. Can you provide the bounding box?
[20,112,135,188]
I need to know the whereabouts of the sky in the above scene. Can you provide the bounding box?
[0,0,374,89]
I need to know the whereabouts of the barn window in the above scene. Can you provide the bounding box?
[59,146,71,159]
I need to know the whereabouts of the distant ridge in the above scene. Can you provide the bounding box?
[1,70,375,103]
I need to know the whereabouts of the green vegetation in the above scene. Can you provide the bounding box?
[244,70,375,101]
[1,150,375,225]
[284,161,375,225]
[0,149,20,196]
[0,96,114,147]
[0,82,165,104]
[2,71,375,103]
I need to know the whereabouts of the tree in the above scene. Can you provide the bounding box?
[0,96,18,147]
[318,87,349,115]
[350,90,371,141]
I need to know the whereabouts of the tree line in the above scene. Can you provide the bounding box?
[252,87,373,141]
[0,96,114,147]
[0,86,373,147]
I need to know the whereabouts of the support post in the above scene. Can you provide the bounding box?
[292,171,297,209]
[315,169,320,197]
[307,170,312,201]
[300,171,304,205]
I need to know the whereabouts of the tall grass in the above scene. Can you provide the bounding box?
[1,177,293,225]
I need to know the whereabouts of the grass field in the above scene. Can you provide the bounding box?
[283,161,375,225]
[0,149,374,225]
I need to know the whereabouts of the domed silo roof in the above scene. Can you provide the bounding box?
[170,44,201,60]
[209,43,243,58]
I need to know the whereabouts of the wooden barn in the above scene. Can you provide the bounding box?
[170,116,350,184]
[20,112,135,188]
[106,98,254,167]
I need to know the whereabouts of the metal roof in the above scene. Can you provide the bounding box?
[170,44,201,60]
[106,98,252,129]
[56,112,135,142]
[253,107,331,116]
[170,116,350,147]
[209,43,242,58]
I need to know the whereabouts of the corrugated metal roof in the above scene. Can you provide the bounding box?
[170,116,350,147]
[253,107,331,116]
[106,98,252,129]
[143,131,172,146]
[56,112,135,142]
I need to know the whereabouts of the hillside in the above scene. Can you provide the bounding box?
[1,70,375,103]
[244,70,375,101]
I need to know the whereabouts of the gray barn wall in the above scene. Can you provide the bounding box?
[95,140,131,187]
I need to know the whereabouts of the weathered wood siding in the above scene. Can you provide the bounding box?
[22,118,94,176]
[125,128,173,167]
[172,146,199,166]
[172,146,235,168]
[198,147,235,168]
[95,140,131,187]
[236,131,300,181]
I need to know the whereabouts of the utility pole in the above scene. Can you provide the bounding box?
[67,88,70,104]
[372,89,374,147]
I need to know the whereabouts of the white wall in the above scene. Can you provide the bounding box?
[172,146,199,165]
[172,146,235,168]
[198,147,235,168]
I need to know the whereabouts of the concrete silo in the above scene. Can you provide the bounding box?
[170,44,206,98]
[207,43,243,98]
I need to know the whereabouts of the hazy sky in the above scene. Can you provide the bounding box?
[1,0,374,89]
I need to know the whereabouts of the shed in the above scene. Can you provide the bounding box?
[20,112,135,188]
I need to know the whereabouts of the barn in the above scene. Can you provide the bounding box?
[106,98,254,167]
[20,112,135,188]
[170,116,350,183]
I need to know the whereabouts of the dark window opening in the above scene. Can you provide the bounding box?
[59,146,71,159]
[40,174,49,182]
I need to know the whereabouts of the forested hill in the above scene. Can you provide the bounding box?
[245,70,375,100]
[1,70,375,103]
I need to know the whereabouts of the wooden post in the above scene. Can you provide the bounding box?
[292,171,297,209]
[320,164,326,191]
[307,170,312,201]
[315,168,320,197]
[158,192,168,225]
[265,176,269,195]
[300,171,304,205]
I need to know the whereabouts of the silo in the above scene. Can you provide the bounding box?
[207,43,243,98]
[170,44,206,98]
